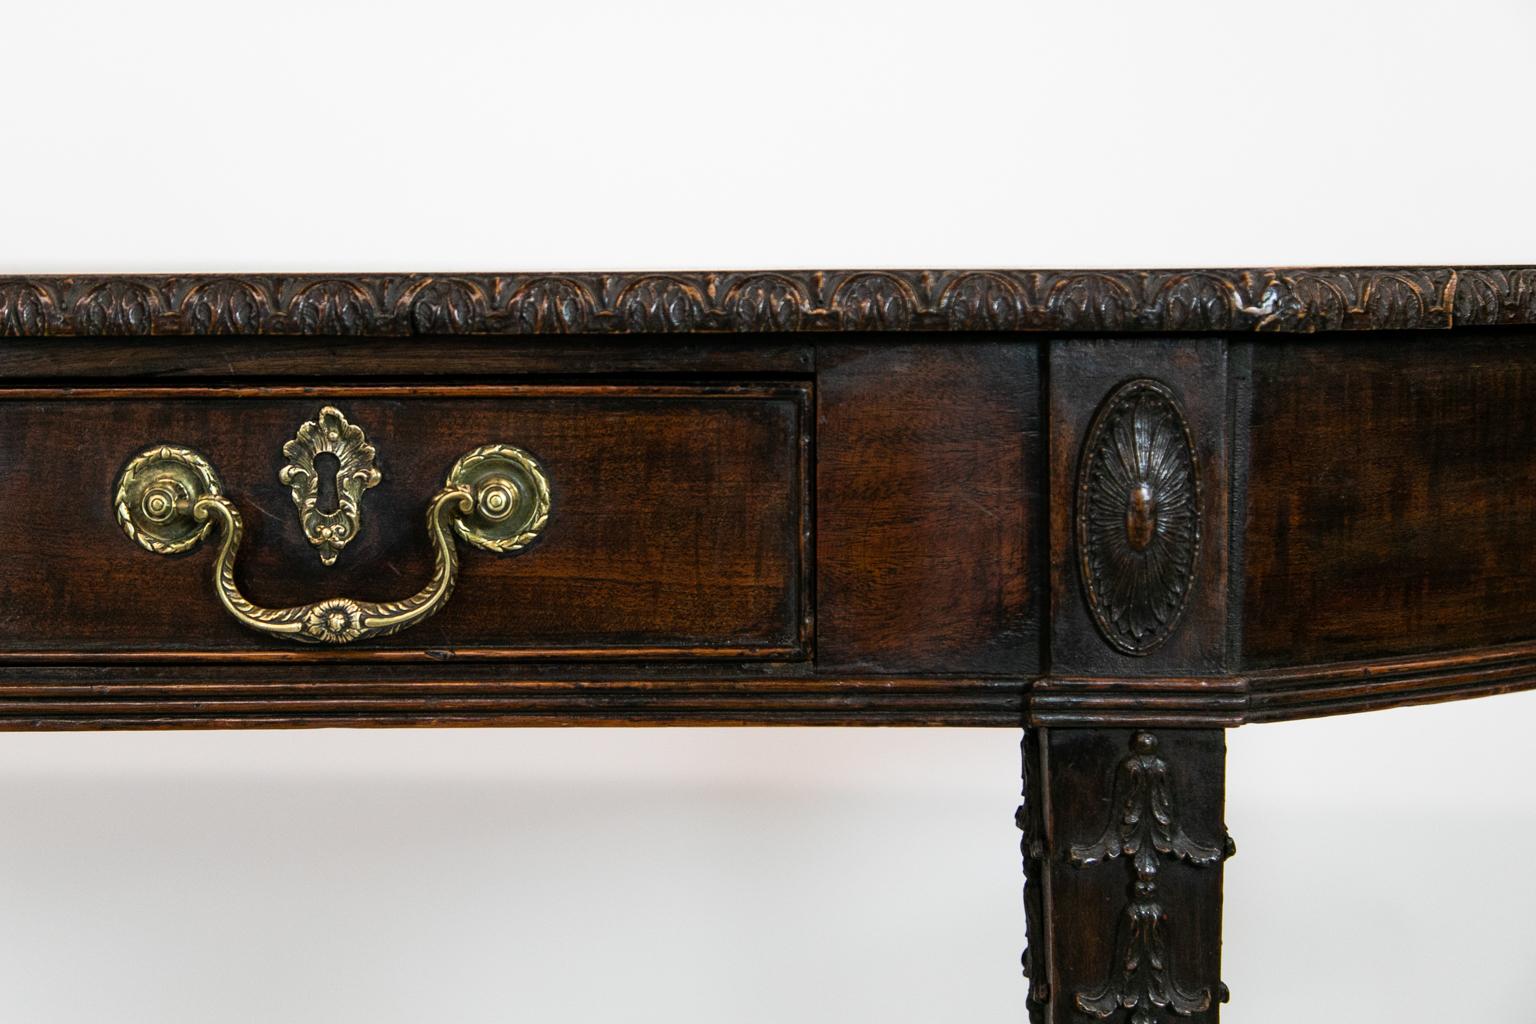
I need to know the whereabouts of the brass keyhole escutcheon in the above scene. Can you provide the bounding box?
[279,406,381,565]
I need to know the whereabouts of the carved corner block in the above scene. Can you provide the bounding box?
[1048,340,1231,678]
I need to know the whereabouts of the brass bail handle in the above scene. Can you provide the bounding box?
[113,443,551,644]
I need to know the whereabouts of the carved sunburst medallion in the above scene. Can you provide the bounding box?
[1076,379,1201,655]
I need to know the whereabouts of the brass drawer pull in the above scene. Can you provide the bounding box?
[114,443,550,645]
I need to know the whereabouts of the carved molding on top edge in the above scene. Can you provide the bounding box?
[0,267,1528,337]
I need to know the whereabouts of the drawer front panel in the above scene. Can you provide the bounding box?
[0,385,810,660]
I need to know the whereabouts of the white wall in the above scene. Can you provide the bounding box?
[2,1,1534,1020]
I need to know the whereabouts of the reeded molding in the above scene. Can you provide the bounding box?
[1246,640,1536,722]
[5,647,1536,726]
[0,676,1027,729]
[1030,639,1536,728]
[1030,676,1248,729]
[0,267,1532,336]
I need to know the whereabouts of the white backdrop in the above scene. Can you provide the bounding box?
[2,1,1535,1020]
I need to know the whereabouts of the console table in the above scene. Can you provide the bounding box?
[2,266,1532,1021]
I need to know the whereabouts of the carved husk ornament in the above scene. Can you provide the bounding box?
[1069,733,1233,1024]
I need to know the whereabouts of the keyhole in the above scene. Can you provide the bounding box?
[314,452,342,514]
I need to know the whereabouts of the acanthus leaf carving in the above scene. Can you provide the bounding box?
[289,280,377,336]
[507,277,595,334]
[726,275,806,332]
[0,267,1519,336]
[1453,267,1536,326]
[1257,269,1453,332]
[1361,272,1434,330]
[1154,274,1243,331]
[410,278,486,334]
[832,273,915,330]
[0,280,52,336]
[942,272,1025,330]
[75,281,157,336]
[617,276,703,332]
[1046,273,1139,330]
[182,279,267,335]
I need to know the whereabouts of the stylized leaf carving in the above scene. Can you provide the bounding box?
[833,274,915,330]
[726,276,806,331]
[0,267,1514,335]
[943,273,1024,330]
[1047,274,1138,330]
[0,281,50,336]
[76,281,156,336]
[410,279,485,334]
[507,278,594,334]
[617,277,703,332]
[182,280,266,335]
[1156,274,1241,330]
[290,281,375,335]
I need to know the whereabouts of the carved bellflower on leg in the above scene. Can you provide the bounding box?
[1071,733,1232,1024]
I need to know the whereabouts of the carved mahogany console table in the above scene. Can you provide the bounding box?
[3,266,1534,1021]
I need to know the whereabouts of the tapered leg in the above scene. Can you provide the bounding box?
[1020,728,1233,1024]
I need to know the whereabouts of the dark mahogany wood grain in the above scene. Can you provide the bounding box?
[816,342,1040,676]
[0,336,814,379]
[1241,333,1536,668]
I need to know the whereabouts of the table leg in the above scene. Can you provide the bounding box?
[1019,727,1234,1024]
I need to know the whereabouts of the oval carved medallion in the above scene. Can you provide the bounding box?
[1076,379,1201,655]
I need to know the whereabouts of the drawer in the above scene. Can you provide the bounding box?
[0,384,810,661]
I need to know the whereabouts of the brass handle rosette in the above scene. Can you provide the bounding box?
[113,443,550,645]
